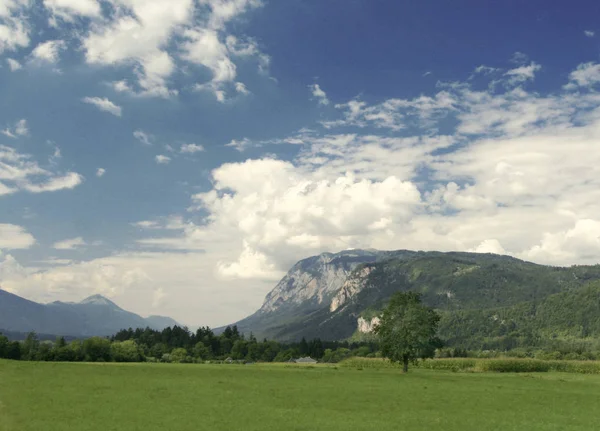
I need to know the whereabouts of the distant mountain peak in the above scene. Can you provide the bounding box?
[79,294,118,307]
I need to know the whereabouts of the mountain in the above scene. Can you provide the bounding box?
[231,249,399,337]
[232,250,600,348]
[0,290,179,337]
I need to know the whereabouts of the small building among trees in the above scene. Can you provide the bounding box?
[294,357,317,364]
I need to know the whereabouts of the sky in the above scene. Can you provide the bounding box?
[1,0,600,327]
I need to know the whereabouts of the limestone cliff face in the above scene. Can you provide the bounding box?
[258,250,382,314]
[329,266,374,312]
[357,316,381,333]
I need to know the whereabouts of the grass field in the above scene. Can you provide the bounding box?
[1,360,600,431]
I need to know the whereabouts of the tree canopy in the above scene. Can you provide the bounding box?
[375,292,441,372]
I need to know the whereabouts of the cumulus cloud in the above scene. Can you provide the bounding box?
[310,84,329,105]
[53,237,86,250]
[2,0,270,101]
[6,56,600,326]
[0,224,35,249]
[68,0,267,99]
[1,119,28,138]
[153,60,600,283]
[96,168,105,177]
[6,57,21,70]
[82,97,122,117]
[30,39,65,63]
[155,155,171,164]
[0,0,31,54]
[564,62,600,89]
[43,0,101,24]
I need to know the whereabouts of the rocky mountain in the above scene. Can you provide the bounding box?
[231,249,404,337]
[0,290,178,337]
[232,250,600,348]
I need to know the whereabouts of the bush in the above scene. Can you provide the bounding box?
[111,340,144,363]
[476,359,550,373]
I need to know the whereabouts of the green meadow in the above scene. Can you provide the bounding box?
[1,360,600,431]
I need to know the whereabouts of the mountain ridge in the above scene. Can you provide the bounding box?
[0,289,179,337]
[231,249,600,347]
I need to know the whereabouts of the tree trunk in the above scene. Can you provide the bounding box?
[403,356,409,373]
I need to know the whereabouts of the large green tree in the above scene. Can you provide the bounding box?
[374,292,441,372]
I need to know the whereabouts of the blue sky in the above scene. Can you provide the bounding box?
[1,0,600,327]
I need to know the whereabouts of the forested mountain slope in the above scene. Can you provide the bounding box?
[233,250,600,349]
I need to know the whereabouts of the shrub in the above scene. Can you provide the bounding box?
[476,359,550,373]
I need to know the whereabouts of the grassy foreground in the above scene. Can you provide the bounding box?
[1,360,600,431]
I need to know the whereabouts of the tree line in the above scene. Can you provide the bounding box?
[3,292,598,367]
[0,325,379,364]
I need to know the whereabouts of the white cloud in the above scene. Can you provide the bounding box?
[226,35,270,73]
[310,84,330,105]
[180,2,267,101]
[7,57,600,326]
[225,137,252,152]
[584,30,595,38]
[1,0,269,100]
[182,28,237,100]
[30,39,66,63]
[170,60,600,286]
[0,0,31,54]
[43,0,101,24]
[522,220,600,265]
[82,0,192,98]
[82,97,122,117]
[133,130,152,145]
[6,57,21,70]
[469,239,507,255]
[325,91,457,131]
[504,62,541,86]
[0,144,83,195]
[180,143,205,153]
[564,62,600,89]
[53,237,86,250]
[155,155,171,164]
[473,65,500,75]
[96,168,105,177]
[133,220,160,229]
[235,82,249,95]
[71,0,267,99]
[23,172,83,193]
[1,119,28,138]
[0,224,35,249]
